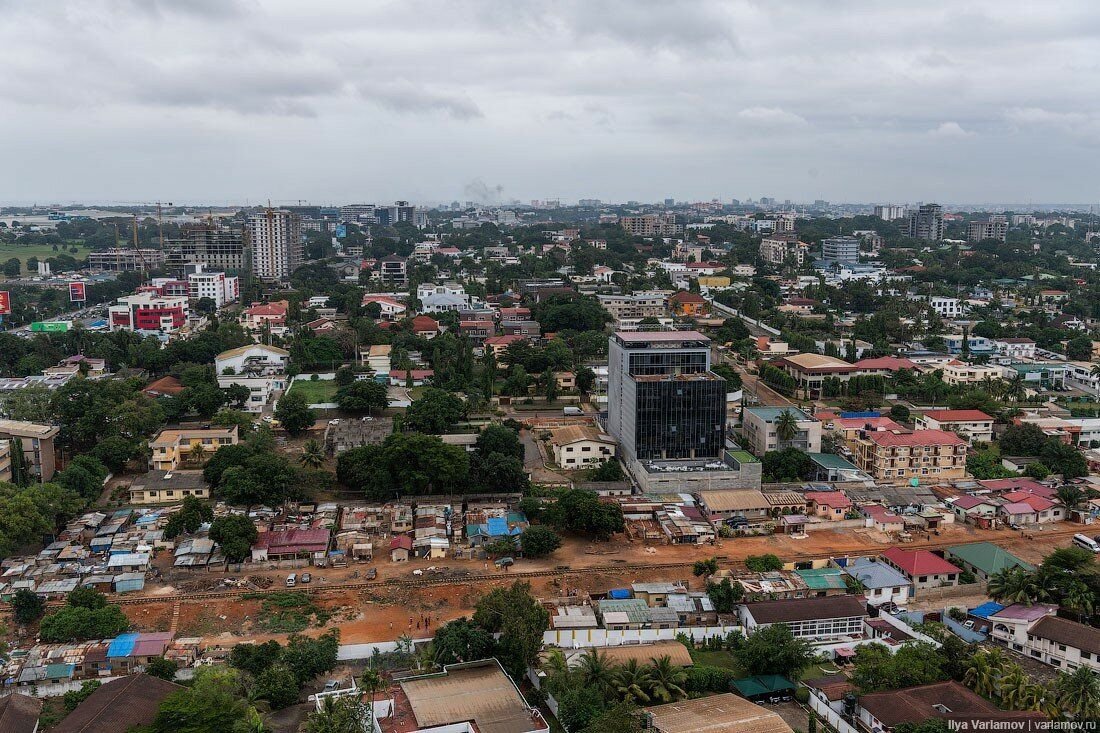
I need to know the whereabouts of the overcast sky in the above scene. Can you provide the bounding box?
[2,0,1098,206]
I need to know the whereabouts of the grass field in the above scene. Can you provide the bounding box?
[0,241,94,266]
[287,378,340,404]
[690,648,741,670]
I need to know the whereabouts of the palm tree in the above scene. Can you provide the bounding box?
[613,659,652,704]
[774,409,800,447]
[299,438,325,468]
[964,648,1003,699]
[1057,485,1084,510]
[1055,666,1100,719]
[1065,581,1095,622]
[188,440,207,466]
[577,649,616,696]
[647,655,687,703]
[360,667,384,723]
[998,663,1031,710]
[987,568,1044,605]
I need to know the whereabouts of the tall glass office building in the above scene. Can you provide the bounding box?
[607,331,727,461]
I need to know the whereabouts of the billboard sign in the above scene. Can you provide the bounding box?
[336,224,347,239]
[0,291,10,315]
[31,320,73,333]
[69,281,87,302]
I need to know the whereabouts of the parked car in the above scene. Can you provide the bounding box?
[301,572,312,584]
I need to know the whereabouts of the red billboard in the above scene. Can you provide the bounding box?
[69,282,87,302]
[0,291,10,315]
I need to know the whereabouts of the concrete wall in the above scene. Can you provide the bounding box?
[913,580,987,602]
[806,688,860,733]
[543,624,741,649]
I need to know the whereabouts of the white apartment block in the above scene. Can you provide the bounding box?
[597,292,668,320]
[874,204,907,221]
[927,296,967,319]
[988,605,1100,673]
[416,283,473,313]
[188,269,239,308]
[248,210,303,281]
[991,338,1036,360]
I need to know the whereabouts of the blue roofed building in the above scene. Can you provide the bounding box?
[464,512,528,548]
[842,557,911,608]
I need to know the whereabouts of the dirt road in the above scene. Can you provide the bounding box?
[87,523,1080,646]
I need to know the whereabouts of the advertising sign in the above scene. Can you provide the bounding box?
[69,281,87,302]
[0,291,10,315]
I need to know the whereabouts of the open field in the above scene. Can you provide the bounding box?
[0,241,93,269]
[287,378,339,403]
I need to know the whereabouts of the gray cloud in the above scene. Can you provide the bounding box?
[1,0,1098,203]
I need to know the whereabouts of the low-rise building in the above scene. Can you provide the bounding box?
[742,406,822,455]
[149,426,239,471]
[915,409,994,444]
[548,426,617,469]
[0,419,60,481]
[988,604,1100,672]
[804,491,852,521]
[646,693,793,733]
[858,680,1042,732]
[850,429,968,483]
[842,557,911,607]
[215,344,289,376]
[128,470,209,504]
[879,547,960,594]
[944,542,1033,580]
[773,354,856,398]
[739,595,868,641]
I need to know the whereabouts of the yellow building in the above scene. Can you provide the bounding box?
[149,426,239,471]
[697,275,731,288]
[852,429,968,483]
[0,441,10,484]
[941,361,1003,386]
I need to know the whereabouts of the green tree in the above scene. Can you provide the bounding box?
[1023,462,1050,480]
[852,641,947,693]
[254,664,301,709]
[999,423,1049,456]
[693,557,719,577]
[557,684,606,732]
[588,460,625,482]
[300,438,326,468]
[1054,665,1100,719]
[544,368,560,402]
[431,618,497,666]
[705,578,743,613]
[217,452,299,508]
[305,695,369,733]
[404,387,465,433]
[472,451,528,493]
[11,588,45,625]
[734,623,815,678]
[543,489,624,540]
[472,581,549,681]
[338,433,469,499]
[91,435,139,473]
[613,660,652,704]
[520,525,562,558]
[229,639,284,676]
[889,404,910,422]
[3,257,20,276]
[209,514,259,563]
[153,666,261,733]
[282,630,340,685]
[773,409,800,445]
[335,380,389,413]
[203,443,255,485]
[648,655,688,703]
[63,680,102,712]
[146,656,179,681]
[744,554,784,572]
[1039,440,1088,479]
[475,424,523,460]
[164,495,214,539]
[275,391,317,436]
[761,448,812,482]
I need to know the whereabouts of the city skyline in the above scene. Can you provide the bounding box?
[3,1,1099,204]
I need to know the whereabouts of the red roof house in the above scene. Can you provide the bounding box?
[251,528,330,561]
[881,547,961,580]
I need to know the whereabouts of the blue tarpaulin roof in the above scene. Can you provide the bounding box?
[608,588,632,599]
[970,601,1005,619]
[839,411,881,419]
[107,633,139,658]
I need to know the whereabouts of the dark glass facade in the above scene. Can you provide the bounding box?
[632,376,727,460]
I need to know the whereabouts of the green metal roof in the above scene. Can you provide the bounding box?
[945,542,1034,575]
[597,598,651,624]
[795,567,848,590]
[807,452,859,470]
[731,675,796,697]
